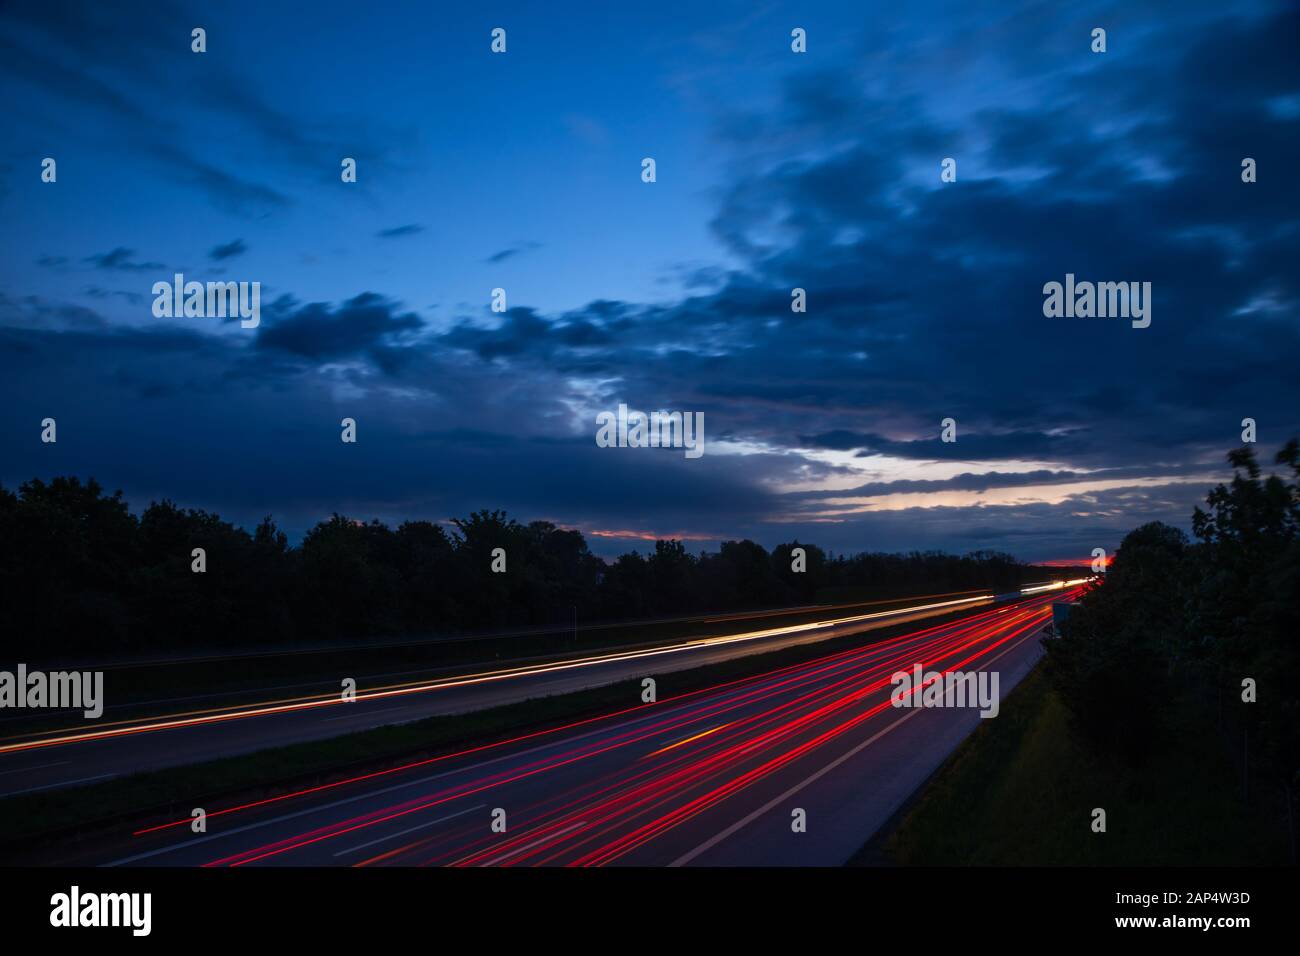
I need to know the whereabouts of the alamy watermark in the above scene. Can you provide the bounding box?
[596,403,704,459]
[0,664,103,718]
[50,886,151,936]
[1042,273,1151,329]
[890,664,1000,718]
[152,272,260,328]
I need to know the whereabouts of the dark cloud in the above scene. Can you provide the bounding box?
[485,241,541,264]
[84,287,145,306]
[255,292,426,361]
[439,307,616,362]
[411,2,1296,551]
[0,292,108,331]
[149,142,292,213]
[376,224,425,239]
[209,239,248,261]
[83,248,164,272]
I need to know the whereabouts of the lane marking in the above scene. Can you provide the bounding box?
[479,821,587,867]
[644,724,731,758]
[668,625,1045,866]
[5,772,117,797]
[333,803,486,857]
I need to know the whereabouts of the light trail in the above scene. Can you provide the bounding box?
[452,600,1060,868]
[2,591,999,756]
[185,590,1074,868]
[199,608,1012,866]
[134,594,1025,837]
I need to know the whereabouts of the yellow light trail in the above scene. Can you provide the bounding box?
[645,723,731,758]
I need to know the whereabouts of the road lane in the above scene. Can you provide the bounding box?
[84,588,1077,867]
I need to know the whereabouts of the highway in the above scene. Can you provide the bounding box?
[88,588,1078,867]
[0,591,1009,798]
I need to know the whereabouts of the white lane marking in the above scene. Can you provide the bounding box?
[480,821,587,867]
[669,625,1044,866]
[0,760,70,777]
[5,772,117,797]
[333,803,486,857]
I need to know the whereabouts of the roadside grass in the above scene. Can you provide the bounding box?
[869,665,1286,865]
[1,601,994,859]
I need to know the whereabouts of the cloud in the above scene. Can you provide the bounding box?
[485,241,542,264]
[209,239,248,261]
[0,0,393,213]
[148,143,292,213]
[84,287,145,306]
[0,1,1294,562]
[376,224,425,240]
[255,292,426,361]
[83,248,164,272]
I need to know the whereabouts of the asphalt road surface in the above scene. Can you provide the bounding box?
[93,588,1076,867]
[0,592,1001,798]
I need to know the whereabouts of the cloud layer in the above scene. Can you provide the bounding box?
[1,1,1296,560]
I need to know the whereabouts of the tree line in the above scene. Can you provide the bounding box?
[0,476,1038,658]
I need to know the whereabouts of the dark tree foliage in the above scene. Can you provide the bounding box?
[1046,441,1300,849]
[1190,442,1300,823]
[1043,521,1188,759]
[1,478,140,653]
[0,477,1035,660]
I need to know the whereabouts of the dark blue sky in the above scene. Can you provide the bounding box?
[2,0,1297,561]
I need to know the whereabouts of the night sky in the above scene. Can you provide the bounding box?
[2,0,1297,561]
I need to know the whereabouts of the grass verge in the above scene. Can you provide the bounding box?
[856,664,1286,865]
